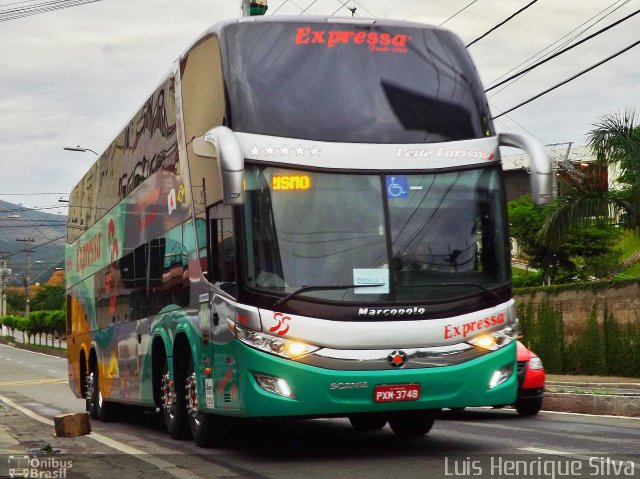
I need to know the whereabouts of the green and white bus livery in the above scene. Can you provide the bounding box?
[65,16,552,446]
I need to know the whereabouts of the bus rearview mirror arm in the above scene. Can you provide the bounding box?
[499,132,552,206]
[198,126,245,206]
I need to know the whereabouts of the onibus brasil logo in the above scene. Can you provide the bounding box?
[7,456,73,478]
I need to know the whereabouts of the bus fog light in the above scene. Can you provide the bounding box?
[489,364,513,389]
[253,372,295,399]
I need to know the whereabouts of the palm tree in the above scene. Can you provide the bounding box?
[539,109,640,246]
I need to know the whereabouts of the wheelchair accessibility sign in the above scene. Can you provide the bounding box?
[386,176,409,199]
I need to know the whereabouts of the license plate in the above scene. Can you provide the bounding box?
[374,383,421,403]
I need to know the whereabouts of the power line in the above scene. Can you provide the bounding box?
[466,0,539,48]
[0,193,67,196]
[0,205,67,213]
[489,102,538,137]
[270,0,304,15]
[330,0,349,16]
[440,0,478,26]
[299,0,319,15]
[485,7,640,93]
[4,235,66,260]
[0,0,101,22]
[345,0,375,17]
[493,39,640,120]
[485,0,629,90]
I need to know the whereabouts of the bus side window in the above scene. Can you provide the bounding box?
[207,203,236,296]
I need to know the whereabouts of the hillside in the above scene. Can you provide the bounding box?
[0,200,67,286]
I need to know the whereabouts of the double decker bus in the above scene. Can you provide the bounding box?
[65,15,552,446]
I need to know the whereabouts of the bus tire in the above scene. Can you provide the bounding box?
[162,356,190,440]
[185,356,219,447]
[86,369,98,420]
[388,410,436,437]
[88,362,113,421]
[348,413,387,431]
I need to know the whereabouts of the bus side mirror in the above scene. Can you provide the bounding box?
[194,126,245,205]
[499,132,552,206]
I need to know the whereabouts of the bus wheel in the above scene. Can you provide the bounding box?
[388,410,436,438]
[87,364,112,421]
[348,413,387,431]
[85,371,98,419]
[185,357,217,447]
[161,357,189,439]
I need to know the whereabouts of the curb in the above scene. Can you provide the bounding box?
[542,392,640,417]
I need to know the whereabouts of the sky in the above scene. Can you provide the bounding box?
[1,0,638,213]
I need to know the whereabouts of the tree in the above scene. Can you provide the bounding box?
[509,195,573,284]
[540,109,640,244]
[46,310,66,347]
[6,289,26,316]
[509,195,621,284]
[46,270,65,287]
[30,284,65,311]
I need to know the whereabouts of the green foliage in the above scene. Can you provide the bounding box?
[518,299,564,373]
[518,297,640,377]
[6,290,26,315]
[30,285,65,311]
[1,309,66,344]
[509,195,622,284]
[512,269,542,288]
[540,109,640,243]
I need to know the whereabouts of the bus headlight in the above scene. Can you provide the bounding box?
[233,323,319,359]
[467,325,517,351]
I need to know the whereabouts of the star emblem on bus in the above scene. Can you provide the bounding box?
[387,350,407,368]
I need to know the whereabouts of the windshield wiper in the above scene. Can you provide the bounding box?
[273,284,385,307]
[404,282,500,300]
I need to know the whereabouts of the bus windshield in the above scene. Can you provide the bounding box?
[222,21,493,143]
[243,164,509,304]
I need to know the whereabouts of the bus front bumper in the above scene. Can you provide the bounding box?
[231,341,517,418]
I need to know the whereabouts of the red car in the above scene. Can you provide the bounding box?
[515,340,545,416]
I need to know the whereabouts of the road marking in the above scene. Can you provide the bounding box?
[542,409,640,421]
[0,394,230,479]
[0,378,67,387]
[520,447,570,455]
[47,370,58,374]
[447,419,634,444]
[519,447,640,469]
[0,343,65,360]
[0,394,51,425]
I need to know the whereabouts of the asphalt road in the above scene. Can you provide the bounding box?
[1,343,639,479]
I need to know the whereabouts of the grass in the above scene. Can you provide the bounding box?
[617,230,640,261]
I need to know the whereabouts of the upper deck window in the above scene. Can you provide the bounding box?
[221,21,493,144]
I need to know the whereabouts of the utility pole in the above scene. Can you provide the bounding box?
[0,252,11,335]
[16,238,35,317]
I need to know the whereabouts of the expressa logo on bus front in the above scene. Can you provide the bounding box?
[295,27,410,53]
